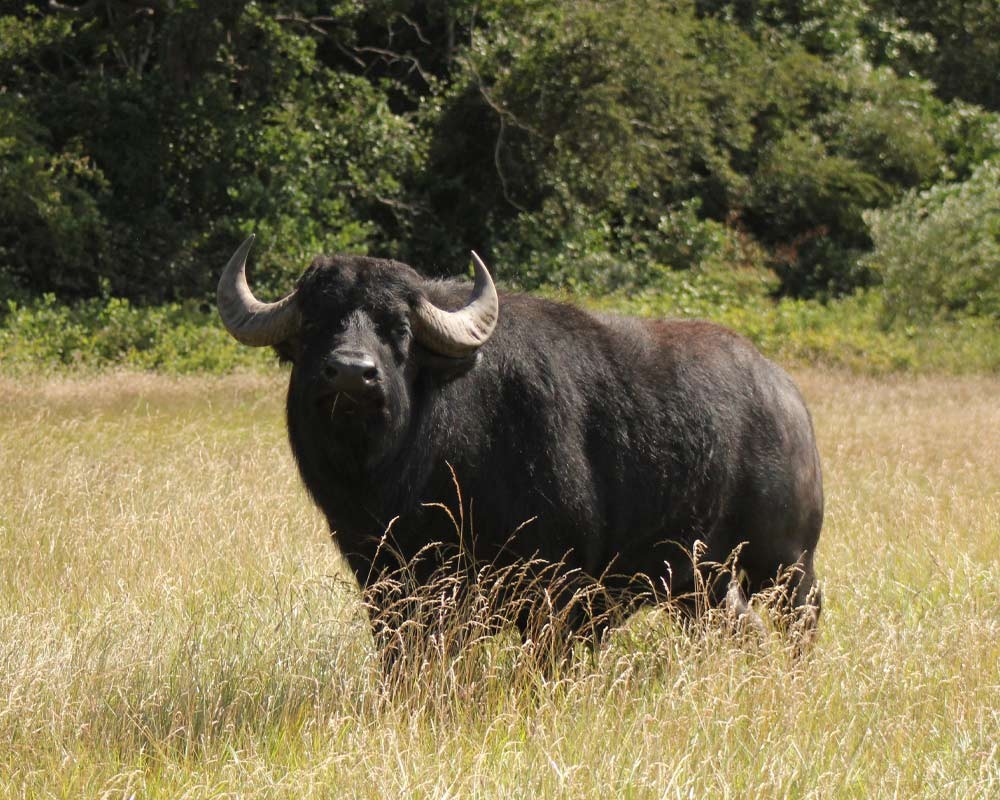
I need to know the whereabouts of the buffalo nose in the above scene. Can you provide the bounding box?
[322,351,380,393]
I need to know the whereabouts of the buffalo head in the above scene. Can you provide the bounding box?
[217,235,498,470]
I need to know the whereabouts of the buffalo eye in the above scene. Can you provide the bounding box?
[377,317,409,342]
[302,315,348,338]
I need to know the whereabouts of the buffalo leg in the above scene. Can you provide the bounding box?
[724,578,768,638]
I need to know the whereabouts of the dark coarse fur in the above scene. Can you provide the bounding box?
[278,254,824,645]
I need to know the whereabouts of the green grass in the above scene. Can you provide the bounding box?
[1,370,997,797]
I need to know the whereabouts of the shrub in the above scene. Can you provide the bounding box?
[2,279,997,377]
[0,2,425,301]
[0,93,109,295]
[864,159,1000,322]
[419,0,974,297]
[0,295,270,374]
[3,0,999,305]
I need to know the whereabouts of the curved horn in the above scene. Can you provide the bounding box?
[217,235,301,347]
[413,251,499,357]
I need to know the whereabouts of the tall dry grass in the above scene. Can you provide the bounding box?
[1,369,997,798]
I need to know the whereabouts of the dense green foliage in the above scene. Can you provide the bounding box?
[4,278,998,376]
[1,0,998,356]
[0,294,270,372]
[865,157,1000,323]
[1,1,426,301]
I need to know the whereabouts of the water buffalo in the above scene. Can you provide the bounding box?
[218,235,823,653]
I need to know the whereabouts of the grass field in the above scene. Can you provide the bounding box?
[1,369,997,798]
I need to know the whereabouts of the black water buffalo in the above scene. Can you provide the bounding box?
[218,235,823,650]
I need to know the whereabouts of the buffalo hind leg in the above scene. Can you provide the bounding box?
[768,559,822,654]
[724,578,767,640]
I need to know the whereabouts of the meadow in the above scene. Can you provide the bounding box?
[1,368,997,798]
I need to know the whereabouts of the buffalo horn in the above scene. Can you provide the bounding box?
[217,235,301,346]
[413,251,499,357]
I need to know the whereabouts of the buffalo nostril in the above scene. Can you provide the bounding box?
[324,351,378,392]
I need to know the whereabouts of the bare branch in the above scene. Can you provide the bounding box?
[493,114,527,213]
[472,69,542,140]
[467,66,543,213]
[119,0,163,11]
[275,13,369,69]
[48,0,101,15]
[50,0,162,14]
[400,13,431,45]
[332,39,367,70]
[373,193,424,215]
[275,13,331,40]
[354,45,433,86]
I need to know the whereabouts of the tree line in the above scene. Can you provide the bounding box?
[2,1,998,321]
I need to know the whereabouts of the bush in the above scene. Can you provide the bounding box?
[484,194,771,293]
[575,284,1000,375]
[420,1,769,278]
[0,2,425,301]
[0,295,270,374]
[0,93,109,295]
[2,1,1000,307]
[864,159,1000,322]
[417,0,978,297]
[2,277,997,377]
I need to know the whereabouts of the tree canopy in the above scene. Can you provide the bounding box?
[2,0,998,317]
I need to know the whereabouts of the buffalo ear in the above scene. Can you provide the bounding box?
[273,336,302,365]
[413,343,481,377]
